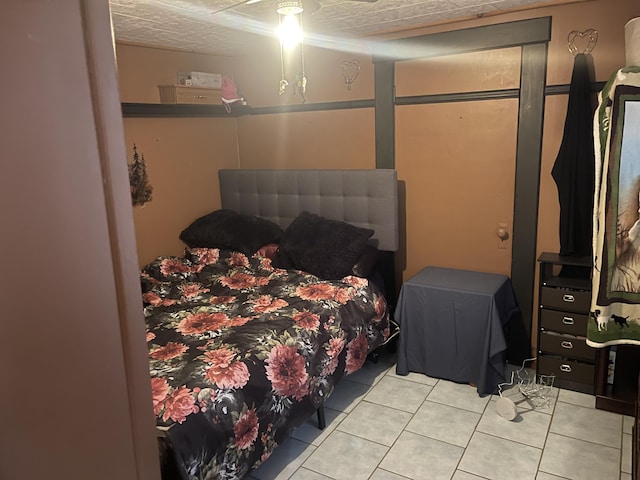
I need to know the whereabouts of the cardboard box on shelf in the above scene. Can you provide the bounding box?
[158,85,222,105]
[177,71,222,89]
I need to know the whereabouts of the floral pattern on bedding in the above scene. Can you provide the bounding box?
[142,247,390,480]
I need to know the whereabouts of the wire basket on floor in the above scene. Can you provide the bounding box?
[496,357,555,420]
[517,366,555,408]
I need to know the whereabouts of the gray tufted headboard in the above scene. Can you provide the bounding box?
[219,169,399,252]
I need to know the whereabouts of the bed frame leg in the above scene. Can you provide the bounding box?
[316,405,326,430]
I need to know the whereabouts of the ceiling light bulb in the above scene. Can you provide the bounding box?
[276,0,303,15]
[278,14,303,49]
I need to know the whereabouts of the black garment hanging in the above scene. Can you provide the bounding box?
[552,53,596,257]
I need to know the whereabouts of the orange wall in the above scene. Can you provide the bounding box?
[236,109,375,169]
[231,0,639,280]
[230,34,378,168]
[392,48,522,278]
[232,47,375,107]
[395,98,519,278]
[115,2,640,327]
[121,117,240,266]
[116,44,241,265]
[116,44,236,104]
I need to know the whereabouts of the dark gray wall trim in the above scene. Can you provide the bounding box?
[372,17,551,63]
[121,102,249,117]
[121,82,604,118]
[511,42,549,341]
[546,81,606,95]
[375,62,396,169]
[248,99,374,115]
[395,81,606,106]
[396,88,520,105]
[122,82,606,118]
[121,100,375,117]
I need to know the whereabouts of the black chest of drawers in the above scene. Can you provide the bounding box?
[536,252,594,394]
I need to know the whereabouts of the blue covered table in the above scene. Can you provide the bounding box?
[395,267,519,396]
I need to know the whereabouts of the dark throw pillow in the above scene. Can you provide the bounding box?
[270,248,294,270]
[351,245,380,278]
[179,209,283,256]
[277,211,374,280]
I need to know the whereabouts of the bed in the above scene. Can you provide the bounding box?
[143,169,399,480]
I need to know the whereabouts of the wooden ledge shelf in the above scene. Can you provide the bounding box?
[121,100,374,118]
[121,82,606,119]
[121,102,252,118]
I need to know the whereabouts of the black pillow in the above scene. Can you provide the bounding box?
[271,248,294,270]
[275,211,374,280]
[352,245,380,278]
[179,209,283,256]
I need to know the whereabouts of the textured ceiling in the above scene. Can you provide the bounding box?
[109,0,558,56]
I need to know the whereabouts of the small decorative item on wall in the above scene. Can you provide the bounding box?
[221,75,245,113]
[340,59,360,91]
[567,29,598,55]
[128,144,152,206]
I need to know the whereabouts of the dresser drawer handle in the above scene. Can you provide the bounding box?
[194,95,208,99]
[561,341,574,349]
[560,364,572,373]
[562,294,575,303]
[562,316,575,325]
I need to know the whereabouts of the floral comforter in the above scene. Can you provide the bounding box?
[142,247,390,480]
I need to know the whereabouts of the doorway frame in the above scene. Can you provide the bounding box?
[373,17,552,345]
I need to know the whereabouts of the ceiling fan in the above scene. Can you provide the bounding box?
[210,0,379,17]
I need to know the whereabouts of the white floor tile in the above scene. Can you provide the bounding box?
[550,402,622,448]
[556,389,596,409]
[248,360,629,480]
[302,430,388,480]
[427,379,491,413]
[364,375,432,413]
[476,401,552,448]
[405,400,480,447]
[458,431,542,480]
[539,433,620,480]
[369,469,411,480]
[337,400,412,446]
[379,431,464,479]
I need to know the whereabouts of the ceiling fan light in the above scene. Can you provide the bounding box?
[276,0,303,15]
[278,13,303,49]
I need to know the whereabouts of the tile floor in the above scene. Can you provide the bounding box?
[248,350,633,480]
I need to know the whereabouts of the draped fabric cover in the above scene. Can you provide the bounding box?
[588,68,640,347]
[552,53,596,257]
[395,267,519,396]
